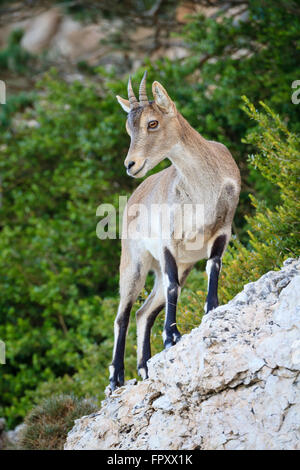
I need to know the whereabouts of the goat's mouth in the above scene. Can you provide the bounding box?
[128,160,147,177]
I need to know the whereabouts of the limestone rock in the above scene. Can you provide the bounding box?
[21,8,63,53]
[6,423,26,448]
[65,259,300,450]
[0,418,6,449]
[0,419,25,450]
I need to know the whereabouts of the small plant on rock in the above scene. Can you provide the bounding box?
[19,394,97,450]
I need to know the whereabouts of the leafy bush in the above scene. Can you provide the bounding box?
[0,70,135,427]
[0,30,32,74]
[0,30,36,127]
[19,394,97,450]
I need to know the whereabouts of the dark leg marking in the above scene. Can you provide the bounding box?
[138,303,165,378]
[205,260,220,313]
[180,265,194,287]
[110,301,132,391]
[211,234,227,259]
[134,262,141,284]
[164,248,179,285]
[164,248,181,349]
[205,234,227,314]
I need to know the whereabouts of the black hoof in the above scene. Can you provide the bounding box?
[137,364,149,380]
[204,297,219,315]
[173,331,181,344]
[163,327,181,350]
[164,340,173,350]
[109,366,124,391]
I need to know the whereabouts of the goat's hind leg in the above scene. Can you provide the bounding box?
[162,248,182,350]
[162,252,194,350]
[109,252,151,391]
[205,233,227,314]
[136,268,165,380]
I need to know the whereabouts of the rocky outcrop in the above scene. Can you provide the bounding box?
[65,259,300,450]
[1,3,249,72]
[0,418,6,449]
[0,6,189,69]
[0,419,25,450]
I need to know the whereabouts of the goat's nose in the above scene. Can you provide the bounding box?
[127,161,135,170]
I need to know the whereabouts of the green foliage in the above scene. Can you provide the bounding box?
[0,70,136,427]
[0,30,36,127]
[19,394,97,450]
[0,92,36,128]
[181,0,300,136]
[0,30,32,74]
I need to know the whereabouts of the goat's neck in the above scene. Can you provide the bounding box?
[167,119,216,198]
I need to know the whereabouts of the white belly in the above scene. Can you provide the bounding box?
[142,234,208,264]
[130,202,212,263]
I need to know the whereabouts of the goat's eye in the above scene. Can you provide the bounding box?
[148,120,158,129]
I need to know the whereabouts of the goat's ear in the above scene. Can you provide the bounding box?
[152,81,176,115]
[116,95,131,113]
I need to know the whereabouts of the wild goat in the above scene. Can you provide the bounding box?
[109,72,240,390]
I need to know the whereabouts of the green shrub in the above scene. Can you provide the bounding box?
[0,29,36,127]
[0,30,32,74]
[0,70,133,427]
[19,394,97,450]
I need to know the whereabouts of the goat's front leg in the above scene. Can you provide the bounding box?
[162,248,181,349]
[109,300,133,391]
[109,264,140,391]
[109,250,151,391]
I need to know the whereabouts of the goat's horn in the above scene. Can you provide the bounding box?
[139,71,149,106]
[128,76,139,109]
